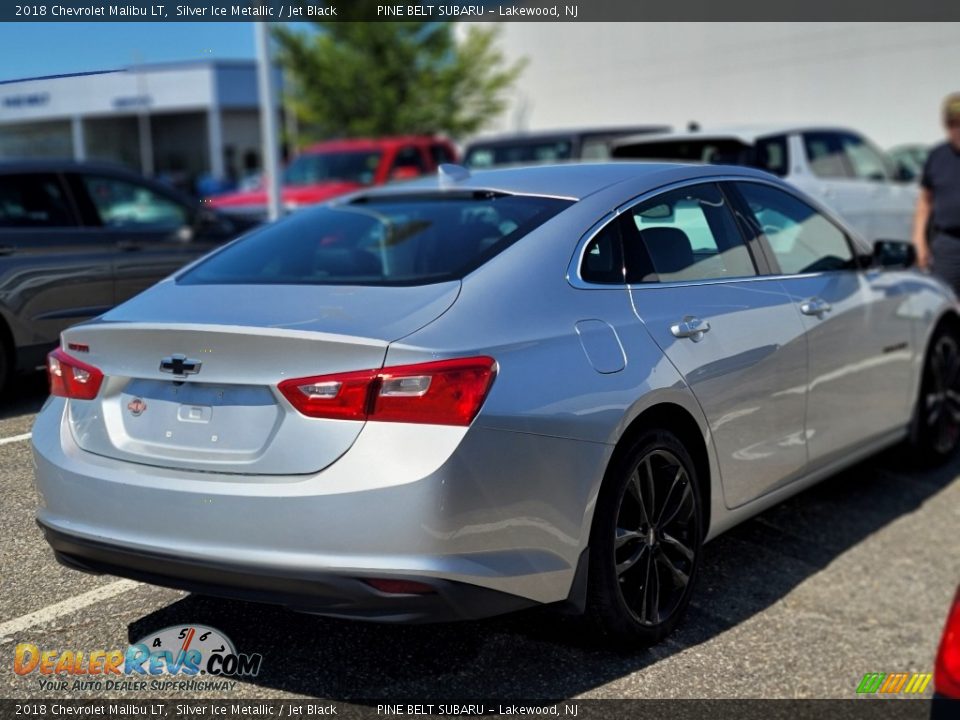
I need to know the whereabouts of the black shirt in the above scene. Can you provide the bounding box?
[921,142,960,234]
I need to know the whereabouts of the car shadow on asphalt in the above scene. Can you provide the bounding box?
[0,371,48,420]
[128,448,960,700]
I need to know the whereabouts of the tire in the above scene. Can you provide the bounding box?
[910,324,960,464]
[585,429,703,648]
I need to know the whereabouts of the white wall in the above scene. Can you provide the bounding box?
[490,22,960,148]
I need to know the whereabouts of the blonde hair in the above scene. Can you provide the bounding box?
[944,92,960,122]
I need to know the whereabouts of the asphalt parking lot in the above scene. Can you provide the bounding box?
[1,373,958,701]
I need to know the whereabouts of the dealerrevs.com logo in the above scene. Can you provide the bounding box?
[14,625,263,692]
[856,672,933,695]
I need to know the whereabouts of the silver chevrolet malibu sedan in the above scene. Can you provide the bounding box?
[32,163,960,646]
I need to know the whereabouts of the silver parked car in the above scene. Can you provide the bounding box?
[32,163,960,646]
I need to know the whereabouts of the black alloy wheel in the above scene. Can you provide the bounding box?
[917,330,960,459]
[586,430,703,647]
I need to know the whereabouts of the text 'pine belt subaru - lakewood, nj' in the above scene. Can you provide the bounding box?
[32,162,960,645]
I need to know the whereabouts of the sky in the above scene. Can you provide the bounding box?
[0,23,260,81]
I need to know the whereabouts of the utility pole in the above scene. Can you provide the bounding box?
[255,22,282,221]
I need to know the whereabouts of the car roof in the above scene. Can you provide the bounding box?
[302,136,449,154]
[351,162,778,202]
[464,126,670,149]
[613,124,861,148]
[0,158,148,175]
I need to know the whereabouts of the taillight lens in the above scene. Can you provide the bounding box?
[278,356,496,426]
[278,368,376,421]
[935,587,960,698]
[47,347,104,400]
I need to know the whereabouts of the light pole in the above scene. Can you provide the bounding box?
[255,22,282,222]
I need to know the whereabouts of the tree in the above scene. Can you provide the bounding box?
[273,9,526,142]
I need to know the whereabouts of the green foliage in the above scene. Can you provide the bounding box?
[273,12,526,142]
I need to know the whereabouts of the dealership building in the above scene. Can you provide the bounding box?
[0,59,279,187]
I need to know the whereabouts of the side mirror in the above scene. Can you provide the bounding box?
[894,163,917,183]
[389,166,421,182]
[873,239,916,269]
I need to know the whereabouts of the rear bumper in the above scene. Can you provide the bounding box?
[39,521,534,623]
[32,397,609,622]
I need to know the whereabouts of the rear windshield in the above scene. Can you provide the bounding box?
[179,192,572,287]
[613,139,753,165]
[464,140,574,168]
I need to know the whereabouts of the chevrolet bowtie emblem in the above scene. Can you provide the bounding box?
[159,354,202,378]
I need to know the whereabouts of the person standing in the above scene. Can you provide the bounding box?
[914,93,960,292]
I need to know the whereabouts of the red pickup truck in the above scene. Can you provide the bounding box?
[209,136,458,218]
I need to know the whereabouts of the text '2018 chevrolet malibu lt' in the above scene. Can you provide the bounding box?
[32,163,960,646]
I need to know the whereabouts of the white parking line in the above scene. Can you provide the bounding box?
[0,579,139,640]
[0,432,31,446]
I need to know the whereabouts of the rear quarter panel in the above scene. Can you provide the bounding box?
[386,186,723,559]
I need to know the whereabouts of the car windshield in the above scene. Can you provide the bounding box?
[179,192,572,286]
[283,150,383,186]
[464,139,574,168]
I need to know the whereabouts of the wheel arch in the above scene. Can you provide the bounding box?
[931,307,960,337]
[910,306,960,445]
[605,401,714,540]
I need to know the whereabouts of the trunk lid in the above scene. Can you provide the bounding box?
[63,281,459,475]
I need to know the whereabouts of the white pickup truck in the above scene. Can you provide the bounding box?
[612,125,917,243]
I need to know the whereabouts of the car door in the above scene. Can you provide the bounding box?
[67,171,224,304]
[731,180,915,469]
[622,182,810,508]
[793,130,913,243]
[0,171,114,351]
[791,131,869,238]
[837,131,916,242]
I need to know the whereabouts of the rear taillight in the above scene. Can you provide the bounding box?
[935,588,960,698]
[278,356,496,426]
[47,347,104,400]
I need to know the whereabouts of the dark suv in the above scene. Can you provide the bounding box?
[0,161,251,392]
[462,126,670,169]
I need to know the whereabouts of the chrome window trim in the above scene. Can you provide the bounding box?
[566,174,865,290]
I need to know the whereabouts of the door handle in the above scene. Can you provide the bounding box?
[671,316,711,342]
[800,297,832,317]
[115,240,141,252]
[0,245,15,256]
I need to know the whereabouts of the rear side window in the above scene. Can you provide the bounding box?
[580,221,624,284]
[754,135,789,177]
[429,143,456,166]
[179,193,572,286]
[620,183,756,283]
[613,139,752,166]
[803,132,851,179]
[392,146,427,173]
[0,173,75,227]
[80,175,187,230]
[464,140,574,169]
